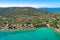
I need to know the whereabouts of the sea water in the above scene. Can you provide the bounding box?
[0,28,60,40]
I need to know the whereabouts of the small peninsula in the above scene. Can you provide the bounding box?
[0,7,60,32]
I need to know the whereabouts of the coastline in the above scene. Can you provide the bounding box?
[46,24,60,33]
[54,28,60,33]
[0,28,37,32]
[0,24,60,33]
[0,27,48,32]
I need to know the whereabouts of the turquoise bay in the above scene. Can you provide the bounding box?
[0,28,60,40]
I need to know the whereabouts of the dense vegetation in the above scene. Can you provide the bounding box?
[0,7,60,30]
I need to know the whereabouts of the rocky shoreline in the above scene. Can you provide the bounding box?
[0,23,60,33]
[0,24,48,30]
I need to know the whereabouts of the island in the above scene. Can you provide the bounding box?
[0,7,60,32]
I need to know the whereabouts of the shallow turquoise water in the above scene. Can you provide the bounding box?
[0,28,60,40]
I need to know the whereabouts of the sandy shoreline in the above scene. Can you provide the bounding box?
[54,28,60,32]
[46,24,60,33]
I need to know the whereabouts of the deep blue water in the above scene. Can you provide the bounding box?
[38,8,60,12]
[0,28,60,40]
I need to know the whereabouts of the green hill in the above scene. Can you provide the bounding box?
[0,7,60,30]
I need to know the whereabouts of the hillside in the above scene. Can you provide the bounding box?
[0,7,52,17]
[0,7,60,30]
